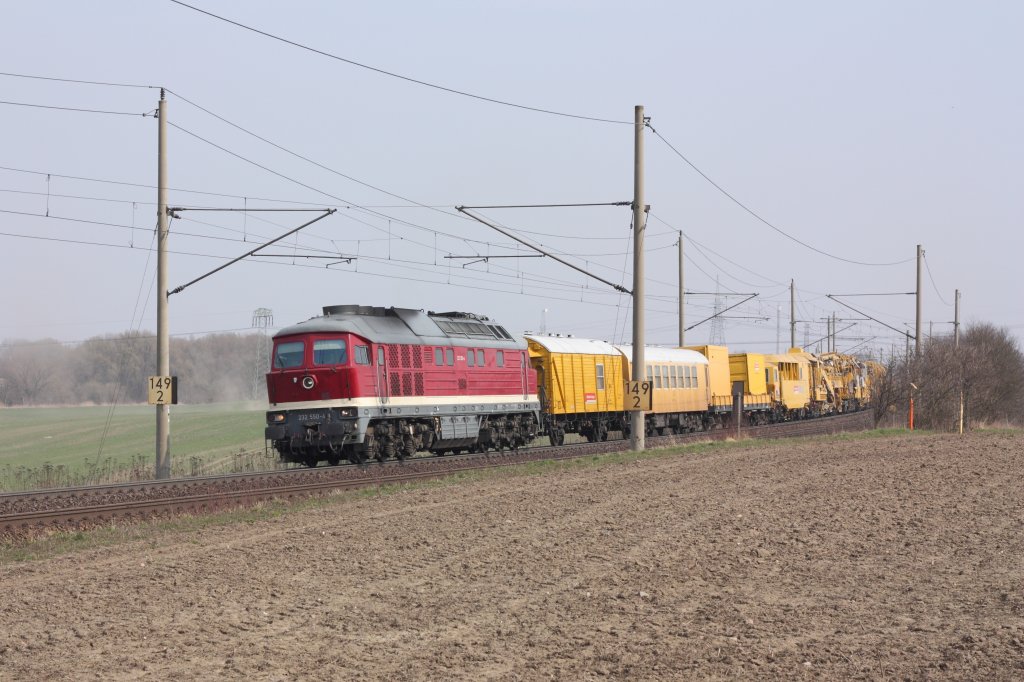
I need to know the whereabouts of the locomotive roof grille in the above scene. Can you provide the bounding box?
[434,319,511,340]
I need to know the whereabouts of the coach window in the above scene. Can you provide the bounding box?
[669,366,677,389]
[273,341,304,369]
[446,348,455,366]
[467,349,475,367]
[355,345,371,365]
[313,339,347,365]
[496,350,504,367]
[596,363,605,390]
[654,366,662,389]
[476,349,485,366]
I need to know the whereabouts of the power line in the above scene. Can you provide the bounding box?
[166,88,472,223]
[0,164,336,206]
[0,70,158,89]
[167,0,631,125]
[0,98,150,117]
[647,123,915,267]
[0,215,672,307]
[922,252,952,306]
[649,213,784,287]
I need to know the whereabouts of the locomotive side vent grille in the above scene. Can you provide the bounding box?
[390,373,400,395]
[414,373,424,395]
[389,346,400,368]
[401,345,412,368]
[415,348,424,368]
[402,373,412,396]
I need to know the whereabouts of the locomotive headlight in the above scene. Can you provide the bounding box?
[337,407,355,417]
[268,412,286,423]
[301,375,316,390]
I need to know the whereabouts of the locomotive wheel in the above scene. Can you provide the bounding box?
[303,453,319,468]
[551,429,565,446]
[327,453,341,466]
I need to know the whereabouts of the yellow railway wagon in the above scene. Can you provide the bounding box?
[728,352,772,411]
[526,335,625,443]
[685,344,731,413]
[765,353,812,412]
[615,345,711,433]
[785,349,837,414]
[819,352,870,410]
[526,336,624,413]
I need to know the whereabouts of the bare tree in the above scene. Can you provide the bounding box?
[873,323,1024,430]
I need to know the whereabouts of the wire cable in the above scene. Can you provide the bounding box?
[167,0,631,125]
[647,124,915,267]
[0,99,150,117]
[0,71,158,89]
[922,252,952,306]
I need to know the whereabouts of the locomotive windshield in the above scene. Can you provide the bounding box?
[313,339,347,365]
[273,341,305,368]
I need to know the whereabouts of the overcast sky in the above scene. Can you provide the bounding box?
[1,1,1020,360]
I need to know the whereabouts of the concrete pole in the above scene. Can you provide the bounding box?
[631,105,646,452]
[790,279,796,350]
[954,289,960,348]
[776,305,781,354]
[915,244,923,357]
[955,289,963,434]
[832,312,837,352]
[678,231,684,347]
[156,90,171,479]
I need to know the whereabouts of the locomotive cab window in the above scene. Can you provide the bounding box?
[476,349,485,366]
[434,348,444,366]
[355,345,371,365]
[313,339,347,365]
[467,349,475,367]
[496,350,504,367]
[273,341,304,369]
[446,348,455,366]
[596,363,605,390]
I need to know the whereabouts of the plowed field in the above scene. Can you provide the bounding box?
[2,431,1023,680]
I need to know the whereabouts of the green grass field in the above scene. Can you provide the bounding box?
[0,402,272,490]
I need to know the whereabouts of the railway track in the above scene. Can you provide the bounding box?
[0,410,873,537]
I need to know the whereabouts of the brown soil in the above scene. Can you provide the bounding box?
[2,432,1023,680]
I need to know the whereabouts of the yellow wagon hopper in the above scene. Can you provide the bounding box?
[728,352,774,423]
[616,345,713,435]
[525,335,625,444]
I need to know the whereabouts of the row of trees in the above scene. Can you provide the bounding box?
[872,323,1024,430]
[0,332,268,406]
[4,323,1022,427]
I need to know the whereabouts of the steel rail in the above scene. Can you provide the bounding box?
[1,411,873,535]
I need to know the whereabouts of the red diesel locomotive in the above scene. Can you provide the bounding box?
[264,305,540,466]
